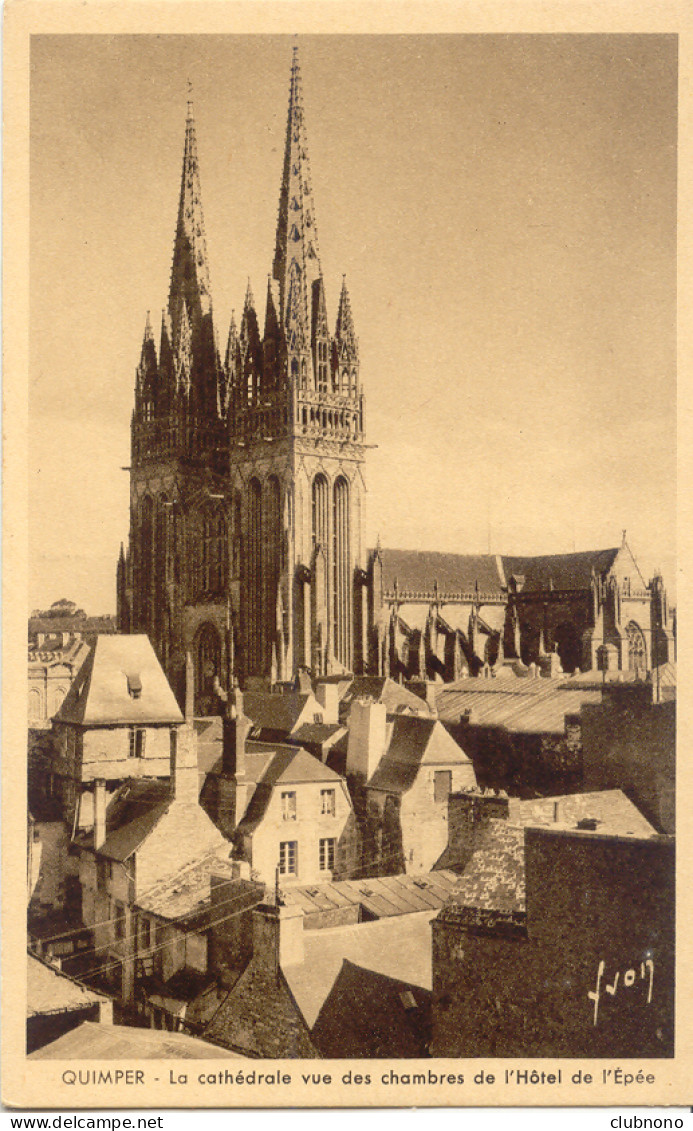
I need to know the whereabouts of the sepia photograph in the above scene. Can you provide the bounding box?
[4,10,685,1110]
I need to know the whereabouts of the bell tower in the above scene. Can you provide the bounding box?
[227,48,368,683]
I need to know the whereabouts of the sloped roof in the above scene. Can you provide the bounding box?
[502,548,619,592]
[340,677,432,720]
[56,635,183,726]
[243,692,317,734]
[368,716,471,794]
[291,722,345,747]
[75,779,171,862]
[135,850,239,924]
[28,1021,243,1060]
[374,549,505,597]
[28,954,109,1016]
[436,678,602,735]
[284,911,437,1029]
[283,869,461,920]
[510,789,657,838]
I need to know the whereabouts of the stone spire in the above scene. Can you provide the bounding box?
[272,47,323,342]
[334,276,359,362]
[135,311,159,414]
[169,92,213,339]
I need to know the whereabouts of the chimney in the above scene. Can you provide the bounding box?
[93,778,107,850]
[251,902,304,975]
[346,699,387,780]
[315,680,339,724]
[185,651,195,721]
[222,687,251,779]
[170,724,199,804]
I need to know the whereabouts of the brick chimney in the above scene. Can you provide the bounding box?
[346,699,387,781]
[251,902,304,974]
[93,778,107,850]
[446,789,510,871]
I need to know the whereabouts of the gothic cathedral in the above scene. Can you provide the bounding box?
[118,51,368,711]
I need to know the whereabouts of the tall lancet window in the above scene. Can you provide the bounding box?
[333,477,351,668]
[247,479,263,674]
[312,474,329,550]
[265,477,282,665]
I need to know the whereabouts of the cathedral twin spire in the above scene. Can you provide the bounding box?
[133,49,360,455]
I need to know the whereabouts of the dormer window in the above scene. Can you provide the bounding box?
[126,672,142,699]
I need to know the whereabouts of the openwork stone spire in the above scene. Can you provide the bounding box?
[169,93,213,342]
[272,47,322,342]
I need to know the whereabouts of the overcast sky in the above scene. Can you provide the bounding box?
[29,34,677,613]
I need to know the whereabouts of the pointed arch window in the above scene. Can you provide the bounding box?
[626,621,647,674]
[202,510,227,592]
[312,474,329,549]
[333,477,351,669]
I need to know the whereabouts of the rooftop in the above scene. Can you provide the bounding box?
[135,849,241,927]
[502,547,620,592]
[340,676,432,720]
[367,715,472,794]
[283,869,462,921]
[375,548,505,598]
[55,634,183,727]
[436,677,602,735]
[287,911,435,1023]
[28,953,110,1017]
[75,779,171,862]
[28,1020,244,1060]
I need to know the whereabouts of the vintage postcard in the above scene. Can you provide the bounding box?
[3,0,691,1111]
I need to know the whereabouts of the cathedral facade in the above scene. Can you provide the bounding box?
[117,51,673,711]
[118,52,367,711]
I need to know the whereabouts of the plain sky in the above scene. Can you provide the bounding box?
[29,34,677,613]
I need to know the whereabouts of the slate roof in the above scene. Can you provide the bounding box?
[28,953,109,1016]
[56,635,183,726]
[339,677,432,720]
[284,911,437,1028]
[367,716,471,794]
[436,678,602,735]
[28,1021,243,1060]
[135,850,240,926]
[502,548,620,592]
[510,789,657,838]
[291,722,345,747]
[243,692,316,735]
[283,869,462,920]
[374,549,505,597]
[75,779,171,862]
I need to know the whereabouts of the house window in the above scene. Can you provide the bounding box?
[313,712,323,724]
[281,791,297,821]
[114,901,126,940]
[434,770,452,803]
[319,838,336,872]
[129,727,146,758]
[279,841,298,877]
[320,789,336,816]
